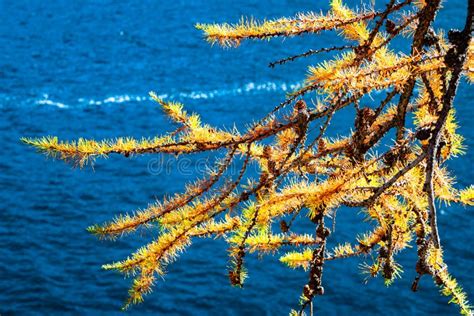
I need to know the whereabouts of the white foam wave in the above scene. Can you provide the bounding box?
[35,94,68,108]
[82,95,150,106]
[31,80,302,108]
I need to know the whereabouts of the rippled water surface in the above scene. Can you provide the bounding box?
[1,0,473,315]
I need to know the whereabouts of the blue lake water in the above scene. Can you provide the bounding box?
[0,0,472,315]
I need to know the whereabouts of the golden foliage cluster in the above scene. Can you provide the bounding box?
[24,0,474,314]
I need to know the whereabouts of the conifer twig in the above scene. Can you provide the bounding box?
[23,1,474,313]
